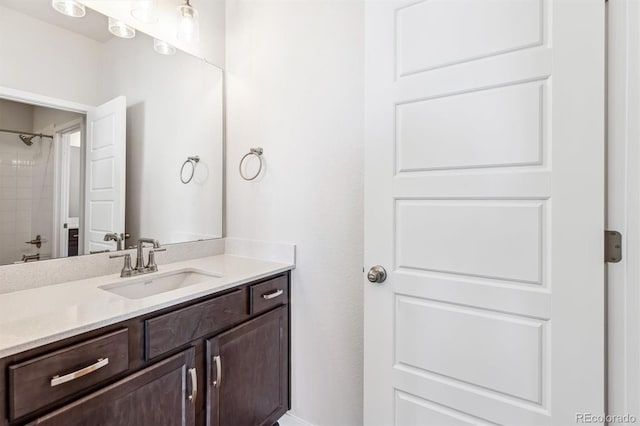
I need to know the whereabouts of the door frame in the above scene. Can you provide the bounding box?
[607,1,640,421]
[0,87,94,258]
[0,87,92,114]
[52,119,86,258]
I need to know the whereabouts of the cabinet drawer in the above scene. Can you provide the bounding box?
[8,328,129,420]
[25,348,196,426]
[249,275,289,315]
[145,289,246,360]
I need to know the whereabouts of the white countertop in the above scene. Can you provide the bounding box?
[0,254,294,358]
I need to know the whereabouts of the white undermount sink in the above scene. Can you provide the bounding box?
[99,269,222,299]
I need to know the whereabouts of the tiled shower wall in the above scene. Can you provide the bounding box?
[0,99,83,264]
[0,99,35,264]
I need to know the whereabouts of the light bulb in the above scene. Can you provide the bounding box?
[51,0,86,18]
[154,39,176,56]
[131,0,158,24]
[108,17,136,39]
[177,2,200,44]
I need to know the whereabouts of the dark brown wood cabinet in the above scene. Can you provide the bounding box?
[206,306,288,426]
[27,348,196,426]
[145,289,247,360]
[0,272,291,426]
[8,329,130,420]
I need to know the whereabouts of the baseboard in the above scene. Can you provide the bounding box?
[278,412,314,426]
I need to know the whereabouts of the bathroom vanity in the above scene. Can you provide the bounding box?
[0,253,292,426]
[0,1,294,424]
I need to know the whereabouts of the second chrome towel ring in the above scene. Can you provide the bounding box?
[180,155,200,184]
[239,147,264,181]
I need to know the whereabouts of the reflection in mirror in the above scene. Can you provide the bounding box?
[0,100,85,264]
[0,1,224,266]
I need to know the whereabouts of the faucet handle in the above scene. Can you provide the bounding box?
[146,248,166,272]
[110,253,133,277]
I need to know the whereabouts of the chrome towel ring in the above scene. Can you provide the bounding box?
[239,147,264,181]
[180,155,200,184]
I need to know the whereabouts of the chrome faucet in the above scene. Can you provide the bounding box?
[103,233,125,251]
[22,253,40,262]
[110,238,166,278]
[135,238,161,271]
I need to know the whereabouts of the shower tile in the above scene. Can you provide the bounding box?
[16,176,31,188]
[0,187,17,200]
[16,147,32,159]
[0,164,16,176]
[15,215,30,229]
[0,210,15,223]
[16,188,31,200]
[0,145,16,155]
[15,233,31,247]
[0,221,16,233]
[15,200,31,211]
[1,176,17,188]
[16,166,32,177]
[0,244,15,262]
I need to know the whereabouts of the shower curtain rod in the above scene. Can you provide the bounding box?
[0,128,53,139]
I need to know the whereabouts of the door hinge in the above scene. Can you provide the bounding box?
[605,230,622,263]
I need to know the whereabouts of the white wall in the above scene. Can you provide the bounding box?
[32,108,83,134]
[101,33,224,244]
[226,1,364,424]
[0,6,102,106]
[0,5,224,248]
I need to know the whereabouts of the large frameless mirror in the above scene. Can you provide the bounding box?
[0,0,224,266]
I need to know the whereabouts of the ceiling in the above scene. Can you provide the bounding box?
[0,0,112,43]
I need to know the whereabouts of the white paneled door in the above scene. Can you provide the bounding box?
[363,1,605,425]
[83,96,126,254]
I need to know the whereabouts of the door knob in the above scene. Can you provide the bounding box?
[367,265,387,284]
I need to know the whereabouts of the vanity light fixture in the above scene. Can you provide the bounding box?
[177,0,200,44]
[131,0,158,23]
[108,17,136,39]
[154,39,176,56]
[51,0,86,18]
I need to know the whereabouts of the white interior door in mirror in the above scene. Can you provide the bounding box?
[84,96,126,254]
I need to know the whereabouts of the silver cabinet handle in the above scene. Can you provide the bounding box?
[262,289,284,300]
[188,367,197,402]
[50,358,109,387]
[213,355,222,388]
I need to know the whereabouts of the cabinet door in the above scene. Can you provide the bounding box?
[29,348,197,426]
[207,306,288,426]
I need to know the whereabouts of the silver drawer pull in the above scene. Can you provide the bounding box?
[50,358,109,387]
[262,289,284,300]
[213,355,222,388]
[188,368,197,402]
